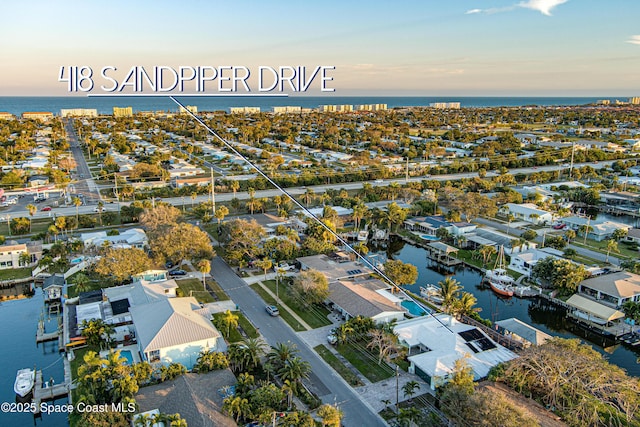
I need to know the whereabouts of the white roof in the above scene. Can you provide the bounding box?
[76,301,103,325]
[505,203,551,217]
[395,315,517,380]
[130,297,221,352]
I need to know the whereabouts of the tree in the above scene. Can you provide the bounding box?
[268,342,299,372]
[26,203,36,233]
[219,310,239,338]
[479,245,497,266]
[564,229,576,243]
[563,248,578,259]
[254,257,273,280]
[73,272,91,293]
[223,395,251,423]
[278,356,311,392]
[452,292,480,318]
[612,228,628,241]
[139,204,181,236]
[94,247,153,282]
[402,380,421,401]
[383,259,418,288]
[438,277,462,313]
[578,223,594,245]
[367,329,400,365]
[317,404,343,427]
[80,319,114,348]
[351,202,369,230]
[214,205,229,231]
[73,196,82,223]
[531,257,589,293]
[291,269,330,307]
[151,223,214,264]
[197,259,211,290]
[222,218,265,265]
[606,238,619,263]
[194,350,229,372]
[229,180,240,198]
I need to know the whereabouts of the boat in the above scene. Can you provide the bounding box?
[14,368,35,397]
[485,245,515,288]
[489,280,514,297]
[420,285,444,304]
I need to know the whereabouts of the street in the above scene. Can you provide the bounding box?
[209,257,387,427]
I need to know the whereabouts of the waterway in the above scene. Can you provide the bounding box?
[380,237,640,377]
[0,286,69,427]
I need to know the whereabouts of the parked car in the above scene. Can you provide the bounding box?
[265,305,280,316]
[277,262,295,271]
[41,206,52,211]
[327,334,338,345]
[552,223,567,230]
[93,206,106,212]
[170,269,187,276]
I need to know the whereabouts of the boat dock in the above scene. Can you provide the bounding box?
[36,318,65,351]
[32,370,71,414]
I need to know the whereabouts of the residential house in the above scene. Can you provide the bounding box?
[508,248,564,277]
[578,271,640,308]
[328,278,406,324]
[500,203,553,225]
[297,253,373,282]
[624,228,640,245]
[0,243,29,270]
[559,217,631,242]
[394,315,517,390]
[80,228,148,250]
[130,297,225,370]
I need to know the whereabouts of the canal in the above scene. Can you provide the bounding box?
[381,237,640,377]
[0,286,69,427]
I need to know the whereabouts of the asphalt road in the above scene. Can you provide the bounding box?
[64,118,101,204]
[209,257,387,427]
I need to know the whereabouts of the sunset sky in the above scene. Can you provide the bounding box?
[1,0,639,96]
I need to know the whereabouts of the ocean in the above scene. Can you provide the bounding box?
[0,96,610,116]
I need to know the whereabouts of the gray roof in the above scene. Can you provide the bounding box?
[44,274,65,288]
[135,370,236,427]
[329,279,402,318]
[495,318,551,346]
[130,297,221,353]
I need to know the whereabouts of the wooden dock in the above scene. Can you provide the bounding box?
[33,370,70,414]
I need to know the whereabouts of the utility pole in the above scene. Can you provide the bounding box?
[114,174,120,211]
[569,141,575,179]
[405,156,409,183]
[395,365,399,413]
[210,168,216,217]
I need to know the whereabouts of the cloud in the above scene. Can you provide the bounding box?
[518,0,568,16]
[627,35,640,45]
[466,0,567,16]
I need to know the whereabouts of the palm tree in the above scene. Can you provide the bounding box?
[73,272,91,293]
[190,192,197,209]
[222,396,251,423]
[564,229,576,244]
[26,204,36,233]
[453,292,480,318]
[230,180,240,198]
[402,380,420,402]
[506,213,515,234]
[303,188,315,207]
[351,202,368,230]
[96,201,104,225]
[255,257,272,280]
[48,224,59,243]
[479,245,497,266]
[242,337,267,371]
[578,224,593,245]
[197,259,211,290]
[606,239,619,263]
[438,277,462,313]
[268,342,298,370]
[221,310,239,338]
[214,205,229,232]
[282,379,295,409]
[279,356,311,392]
[72,196,82,223]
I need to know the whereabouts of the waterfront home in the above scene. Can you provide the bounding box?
[565,294,625,326]
[624,228,640,245]
[297,253,373,282]
[0,243,33,269]
[494,318,551,347]
[499,203,553,225]
[559,217,631,242]
[130,297,225,370]
[394,315,517,390]
[327,278,406,324]
[43,274,64,302]
[403,215,453,236]
[508,248,564,277]
[80,228,148,251]
[578,271,640,308]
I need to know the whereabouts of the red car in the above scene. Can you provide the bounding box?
[41,206,52,211]
[552,223,566,230]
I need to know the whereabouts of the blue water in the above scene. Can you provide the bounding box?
[401,300,430,317]
[0,96,608,115]
[0,288,68,427]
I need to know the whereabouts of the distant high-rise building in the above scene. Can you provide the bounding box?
[273,106,302,114]
[230,107,261,114]
[596,99,611,105]
[629,97,640,105]
[0,112,15,120]
[429,102,460,109]
[22,112,53,121]
[61,108,98,118]
[113,106,133,117]
[356,104,388,111]
[319,104,353,112]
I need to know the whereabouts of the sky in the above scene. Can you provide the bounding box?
[1,0,639,96]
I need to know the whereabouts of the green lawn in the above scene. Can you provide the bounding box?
[249,283,306,332]
[0,267,32,281]
[207,279,230,301]
[177,278,216,303]
[212,311,258,342]
[262,279,332,328]
[336,341,394,382]
[314,344,364,387]
[571,238,637,261]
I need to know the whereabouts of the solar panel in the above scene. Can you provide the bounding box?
[465,342,479,353]
[476,338,497,351]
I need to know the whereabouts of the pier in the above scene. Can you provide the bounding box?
[33,370,71,414]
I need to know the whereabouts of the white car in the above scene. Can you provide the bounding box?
[277,262,295,271]
[93,207,106,212]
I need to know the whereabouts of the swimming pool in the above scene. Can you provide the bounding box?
[401,300,430,317]
[118,350,134,365]
[420,234,440,241]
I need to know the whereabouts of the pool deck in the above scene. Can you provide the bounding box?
[99,344,141,364]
